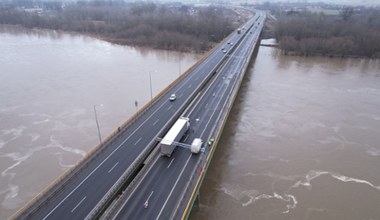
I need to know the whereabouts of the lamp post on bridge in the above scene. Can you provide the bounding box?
[149,71,153,100]
[93,104,103,145]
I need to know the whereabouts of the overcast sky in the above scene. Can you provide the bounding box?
[154,0,379,6]
[1,0,378,6]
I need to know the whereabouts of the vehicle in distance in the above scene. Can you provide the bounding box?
[169,94,177,101]
[208,138,214,146]
[160,117,190,157]
[190,138,203,154]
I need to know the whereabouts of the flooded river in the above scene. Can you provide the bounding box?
[1,25,380,220]
[0,26,200,219]
[190,41,380,220]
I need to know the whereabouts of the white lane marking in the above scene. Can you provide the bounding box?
[167,158,175,169]
[183,134,189,142]
[156,154,192,220]
[144,191,154,208]
[134,137,142,146]
[43,26,236,220]
[167,105,173,110]
[108,162,119,174]
[71,196,86,213]
[187,84,192,89]
[146,191,154,201]
[153,119,160,126]
[179,93,183,98]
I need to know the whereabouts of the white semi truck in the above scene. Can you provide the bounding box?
[160,117,190,157]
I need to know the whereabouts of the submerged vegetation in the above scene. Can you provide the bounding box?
[0,1,240,52]
[273,8,380,58]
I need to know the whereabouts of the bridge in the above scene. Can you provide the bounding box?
[13,10,266,220]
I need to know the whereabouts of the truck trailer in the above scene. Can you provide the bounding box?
[160,117,190,157]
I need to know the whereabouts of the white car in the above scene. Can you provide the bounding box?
[169,94,176,101]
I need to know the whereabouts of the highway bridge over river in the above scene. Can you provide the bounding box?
[13,10,266,220]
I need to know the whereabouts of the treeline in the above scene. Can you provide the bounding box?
[274,8,380,58]
[0,2,238,52]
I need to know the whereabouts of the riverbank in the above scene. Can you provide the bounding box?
[273,9,380,58]
[0,2,242,53]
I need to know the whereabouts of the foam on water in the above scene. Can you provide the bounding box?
[0,140,4,149]
[0,134,86,208]
[356,113,380,121]
[50,136,86,157]
[366,148,380,156]
[331,174,380,190]
[29,134,40,142]
[33,118,51,125]
[58,155,75,169]
[1,126,26,137]
[291,170,330,189]
[219,184,298,214]
[0,105,23,114]
[244,172,298,182]
[317,135,357,154]
[19,113,52,118]
[248,156,290,163]
[332,126,341,132]
[291,170,380,191]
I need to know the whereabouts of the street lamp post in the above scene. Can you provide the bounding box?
[178,57,181,76]
[93,104,103,145]
[149,71,153,100]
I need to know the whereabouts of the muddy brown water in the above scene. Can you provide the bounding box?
[0,26,201,219]
[189,40,380,220]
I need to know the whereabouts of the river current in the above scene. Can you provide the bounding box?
[190,40,380,220]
